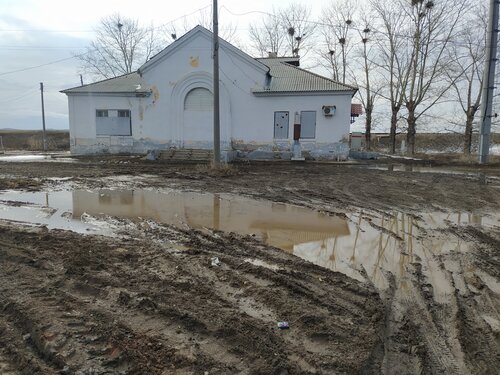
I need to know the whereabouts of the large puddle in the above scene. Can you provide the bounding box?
[0,154,74,162]
[0,189,349,238]
[354,163,500,182]
[0,188,498,292]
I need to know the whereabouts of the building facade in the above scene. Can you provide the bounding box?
[62,26,357,159]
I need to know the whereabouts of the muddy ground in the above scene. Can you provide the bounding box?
[0,156,499,374]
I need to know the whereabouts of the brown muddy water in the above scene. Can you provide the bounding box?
[0,188,498,295]
[354,163,500,181]
[0,154,74,162]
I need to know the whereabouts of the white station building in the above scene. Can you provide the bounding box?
[62,26,357,160]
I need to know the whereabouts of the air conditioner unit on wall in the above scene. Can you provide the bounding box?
[322,105,336,116]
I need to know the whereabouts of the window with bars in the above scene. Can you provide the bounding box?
[96,109,131,136]
[96,110,108,118]
[117,110,130,118]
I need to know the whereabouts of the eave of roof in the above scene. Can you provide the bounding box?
[60,72,146,95]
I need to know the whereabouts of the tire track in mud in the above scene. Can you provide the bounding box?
[0,354,19,375]
[0,222,384,374]
[1,160,499,374]
[172,228,383,372]
[377,218,500,375]
[104,228,381,373]
[442,228,500,374]
[402,286,464,374]
[0,228,227,374]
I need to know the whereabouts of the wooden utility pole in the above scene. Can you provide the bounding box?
[213,0,221,166]
[479,0,499,164]
[40,82,47,151]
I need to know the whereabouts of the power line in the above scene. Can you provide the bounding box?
[220,7,269,18]
[220,5,481,48]
[0,46,86,50]
[0,5,215,77]
[0,4,482,79]
[0,4,213,34]
[219,66,252,96]
[156,3,212,29]
[0,5,480,48]
[0,88,39,103]
[0,29,93,33]
[0,52,89,77]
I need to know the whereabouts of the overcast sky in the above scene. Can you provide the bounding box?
[0,0,334,130]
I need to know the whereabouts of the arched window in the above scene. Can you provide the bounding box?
[184,88,213,111]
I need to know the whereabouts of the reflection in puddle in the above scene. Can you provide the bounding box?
[0,155,50,162]
[0,189,498,295]
[293,211,498,294]
[0,191,100,234]
[0,154,74,162]
[354,164,500,181]
[72,190,350,248]
[0,189,350,247]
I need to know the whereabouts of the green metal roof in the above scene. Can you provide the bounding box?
[61,49,356,96]
[61,72,147,95]
[254,58,357,94]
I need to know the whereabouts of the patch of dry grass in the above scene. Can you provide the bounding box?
[194,162,239,177]
[0,178,43,191]
[0,130,69,151]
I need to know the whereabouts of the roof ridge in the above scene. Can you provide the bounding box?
[141,25,207,65]
[139,25,268,75]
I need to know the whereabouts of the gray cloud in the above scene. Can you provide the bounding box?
[0,15,90,129]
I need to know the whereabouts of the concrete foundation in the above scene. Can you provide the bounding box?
[71,136,350,162]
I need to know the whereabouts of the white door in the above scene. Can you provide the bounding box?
[300,111,316,139]
[274,111,289,139]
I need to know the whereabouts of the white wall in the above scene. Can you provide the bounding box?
[67,29,353,155]
[232,93,352,149]
[140,31,267,150]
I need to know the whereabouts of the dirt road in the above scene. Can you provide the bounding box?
[0,156,499,374]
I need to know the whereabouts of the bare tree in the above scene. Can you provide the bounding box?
[320,0,355,84]
[351,19,383,150]
[318,33,342,82]
[402,0,467,155]
[166,7,238,44]
[319,1,383,149]
[373,0,467,155]
[371,0,409,154]
[279,3,316,58]
[78,14,164,81]
[248,10,286,57]
[446,3,486,154]
[248,3,316,58]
